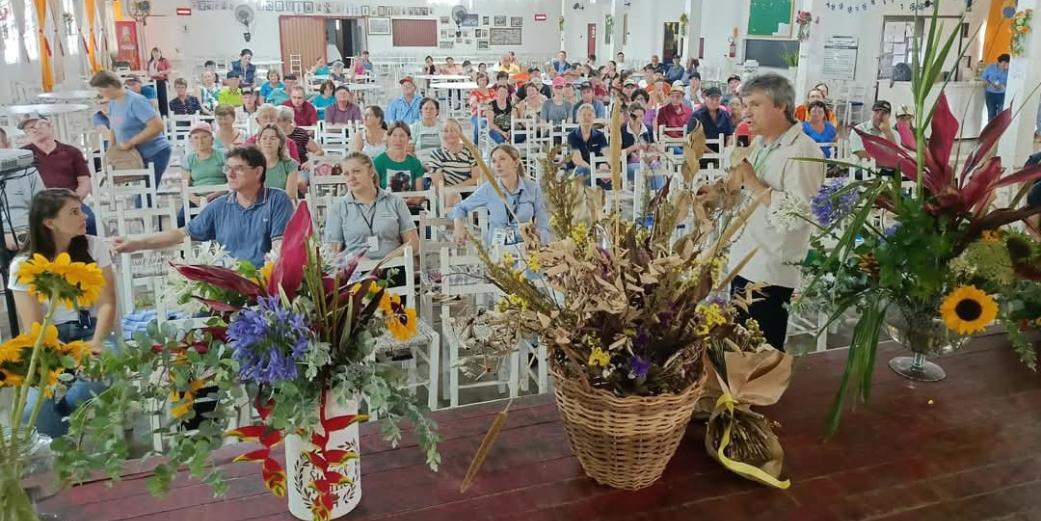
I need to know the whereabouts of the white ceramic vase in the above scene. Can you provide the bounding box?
[284,394,362,520]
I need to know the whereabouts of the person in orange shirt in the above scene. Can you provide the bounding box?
[794,88,837,124]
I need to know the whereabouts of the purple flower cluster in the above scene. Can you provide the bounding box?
[811,180,859,227]
[227,296,311,384]
[629,355,651,379]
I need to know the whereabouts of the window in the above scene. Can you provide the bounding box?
[2,0,40,64]
[63,0,77,55]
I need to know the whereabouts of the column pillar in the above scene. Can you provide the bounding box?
[996,0,1041,170]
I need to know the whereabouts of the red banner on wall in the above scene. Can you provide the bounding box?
[115,21,141,69]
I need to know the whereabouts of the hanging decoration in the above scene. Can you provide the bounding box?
[1010,9,1033,57]
[795,10,814,41]
[33,0,54,91]
[823,0,936,12]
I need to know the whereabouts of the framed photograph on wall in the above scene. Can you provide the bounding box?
[368,17,391,35]
[376,6,385,16]
[360,5,368,16]
[493,16,506,27]
[482,16,489,25]
[274,1,284,10]
[478,40,489,50]
[510,16,522,27]
[304,2,314,13]
[439,40,454,49]
[440,16,450,24]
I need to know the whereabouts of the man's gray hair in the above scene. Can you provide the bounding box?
[741,73,797,123]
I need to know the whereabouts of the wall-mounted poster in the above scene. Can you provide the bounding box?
[360,5,368,16]
[439,41,454,49]
[489,27,521,45]
[482,16,489,25]
[377,6,386,16]
[493,16,506,27]
[440,16,450,24]
[510,16,522,27]
[462,14,479,27]
[368,17,391,35]
[115,21,141,69]
[478,40,489,50]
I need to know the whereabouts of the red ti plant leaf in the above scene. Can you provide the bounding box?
[203,326,228,342]
[896,119,917,151]
[962,156,1004,214]
[172,263,261,298]
[961,106,1012,187]
[856,129,919,181]
[928,93,958,189]
[995,163,1041,189]
[267,201,314,300]
[322,413,367,432]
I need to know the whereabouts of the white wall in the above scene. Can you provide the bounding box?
[140,0,562,67]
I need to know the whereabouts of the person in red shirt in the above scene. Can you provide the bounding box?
[283,85,318,126]
[656,81,693,138]
[19,115,96,234]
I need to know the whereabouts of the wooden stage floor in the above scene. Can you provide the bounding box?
[42,334,1041,520]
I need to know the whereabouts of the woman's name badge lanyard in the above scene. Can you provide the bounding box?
[360,199,380,251]
[494,188,524,246]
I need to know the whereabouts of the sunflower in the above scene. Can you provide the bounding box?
[16,253,105,307]
[380,292,417,340]
[0,368,24,387]
[940,285,998,335]
[57,340,92,364]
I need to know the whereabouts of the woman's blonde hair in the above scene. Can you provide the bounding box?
[275,105,295,124]
[213,103,236,119]
[442,119,463,141]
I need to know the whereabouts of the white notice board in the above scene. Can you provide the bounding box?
[823,36,858,80]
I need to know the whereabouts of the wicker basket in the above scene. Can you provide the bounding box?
[551,368,706,490]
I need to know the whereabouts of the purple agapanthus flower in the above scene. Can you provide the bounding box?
[227,296,311,384]
[811,180,859,227]
[884,223,901,238]
[629,355,651,379]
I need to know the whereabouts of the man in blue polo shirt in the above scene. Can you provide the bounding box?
[113,146,292,267]
[688,86,734,147]
[982,53,1010,122]
[384,76,422,124]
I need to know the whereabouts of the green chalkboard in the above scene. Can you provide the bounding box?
[747,0,794,37]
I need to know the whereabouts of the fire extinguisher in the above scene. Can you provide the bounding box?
[729,38,736,58]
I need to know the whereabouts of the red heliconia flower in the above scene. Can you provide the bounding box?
[267,201,313,300]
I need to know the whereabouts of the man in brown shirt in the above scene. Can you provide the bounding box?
[19,115,96,235]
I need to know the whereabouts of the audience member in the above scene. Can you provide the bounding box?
[90,70,172,188]
[324,85,362,124]
[11,189,117,437]
[217,71,244,107]
[568,104,608,176]
[452,144,549,246]
[385,76,422,124]
[283,85,318,127]
[114,146,292,268]
[323,152,418,261]
[410,98,443,164]
[801,100,838,158]
[350,105,388,157]
[848,100,896,160]
[168,78,203,115]
[229,48,257,86]
[311,80,337,120]
[255,124,301,199]
[657,82,694,138]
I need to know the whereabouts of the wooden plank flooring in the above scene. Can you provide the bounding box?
[41,334,1041,520]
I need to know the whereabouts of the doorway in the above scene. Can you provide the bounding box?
[662,22,680,62]
[326,18,366,64]
[587,23,597,59]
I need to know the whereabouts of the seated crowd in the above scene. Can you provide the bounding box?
[5,47,886,438]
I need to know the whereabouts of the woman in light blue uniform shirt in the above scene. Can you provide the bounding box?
[450,144,550,247]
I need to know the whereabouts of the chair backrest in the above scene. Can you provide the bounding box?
[393,188,437,224]
[357,245,416,301]
[181,181,230,226]
[437,183,479,219]
[93,164,157,217]
[166,114,198,145]
[439,245,500,297]
[112,205,183,317]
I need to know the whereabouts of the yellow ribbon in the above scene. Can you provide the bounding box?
[713,392,791,490]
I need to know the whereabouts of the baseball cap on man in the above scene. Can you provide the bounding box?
[399,76,415,85]
[703,86,723,98]
[17,114,48,130]
[552,76,567,88]
[872,100,892,113]
[188,121,214,136]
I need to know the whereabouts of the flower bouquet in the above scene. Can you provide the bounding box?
[799,4,1041,435]
[53,203,439,521]
[1,254,104,521]
[459,106,764,490]
[796,10,814,41]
